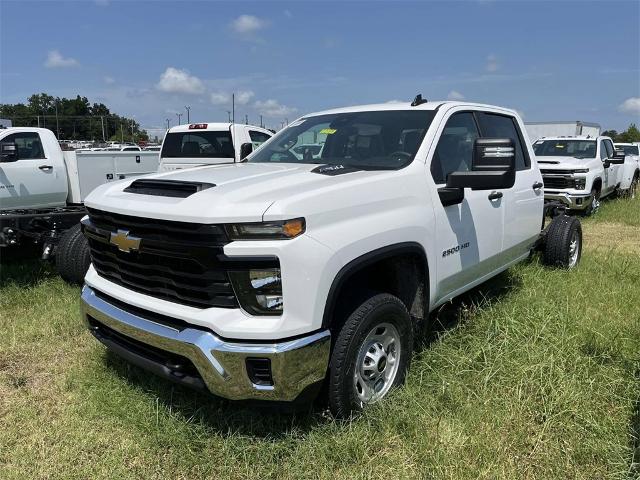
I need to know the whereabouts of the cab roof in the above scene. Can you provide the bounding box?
[168,122,268,133]
[301,101,519,118]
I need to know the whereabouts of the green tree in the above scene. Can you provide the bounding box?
[602,129,619,141]
[617,123,640,143]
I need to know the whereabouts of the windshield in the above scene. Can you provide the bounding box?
[615,144,639,156]
[533,140,596,159]
[248,110,436,170]
[161,130,234,158]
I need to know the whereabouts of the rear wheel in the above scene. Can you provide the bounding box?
[543,215,582,269]
[56,223,91,284]
[626,174,638,199]
[328,293,413,418]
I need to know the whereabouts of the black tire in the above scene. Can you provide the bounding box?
[328,293,413,418]
[625,174,638,199]
[55,223,91,284]
[583,187,600,216]
[543,215,582,269]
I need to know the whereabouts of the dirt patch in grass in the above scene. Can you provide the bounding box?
[583,221,640,255]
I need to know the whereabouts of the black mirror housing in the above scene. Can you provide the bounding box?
[610,150,626,164]
[0,142,18,162]
[239,142,253,160]
[446,138,516,190]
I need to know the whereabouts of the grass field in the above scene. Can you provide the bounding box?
[1,196,639,479]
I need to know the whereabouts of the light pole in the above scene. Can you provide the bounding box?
[185,106,191,123]
[260,115,263,128]
[226,110,231,122]
[176,113,182,125]
[166,118,171,130]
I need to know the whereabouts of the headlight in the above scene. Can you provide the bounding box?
[226,218,305,240]
[572,168,589,173]
[574,178,586,190]
[229,269,283,315]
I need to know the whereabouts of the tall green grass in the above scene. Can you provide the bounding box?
[1,198,639,479]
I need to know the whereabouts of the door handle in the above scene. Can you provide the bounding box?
[38,165,53,171]
[488,191,503,201]
[532,181,544,190]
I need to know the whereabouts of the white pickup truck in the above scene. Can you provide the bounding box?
[0,127,159,282]
[614,143,640,198]
[80,99,582,417]
[158,123,273,172]
[533,136,629,214]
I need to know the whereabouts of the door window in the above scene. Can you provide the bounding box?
[604,140,615,158]
[1,132,45,160]
[600,141,608,160]
[476,112,529,170]
[430,112,479,184]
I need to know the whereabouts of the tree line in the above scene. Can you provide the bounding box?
[0,93,148,142]
[602,124,640,143]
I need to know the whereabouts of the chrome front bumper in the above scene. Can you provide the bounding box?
[80,286,331,402]
[544,191,593,210]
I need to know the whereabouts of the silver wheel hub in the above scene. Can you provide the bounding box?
[568,230,580,268]
[354,322,401,405]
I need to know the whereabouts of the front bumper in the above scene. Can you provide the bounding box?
[544,191,593,210]
[80,286,331,402]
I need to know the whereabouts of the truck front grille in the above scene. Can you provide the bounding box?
[83,208,237,309]
[542,176,573,189]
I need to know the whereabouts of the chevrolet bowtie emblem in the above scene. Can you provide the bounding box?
[109,229,141,253]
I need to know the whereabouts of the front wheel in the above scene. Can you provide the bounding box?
[543,215,582,269]
[583,188,600,216]
[328,293,413,418]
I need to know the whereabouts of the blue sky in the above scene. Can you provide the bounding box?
[1,0,639,138]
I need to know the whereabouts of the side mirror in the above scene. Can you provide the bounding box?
[446,138,516,190]
[609,150,626,164]
[0,142,18,162]
[239,142,253,160]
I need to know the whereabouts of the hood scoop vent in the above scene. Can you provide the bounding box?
[123,179,215,198]
[311,164,361,176]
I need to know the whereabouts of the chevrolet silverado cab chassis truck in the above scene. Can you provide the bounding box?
[80,98,582,417]
[533,135,629,214]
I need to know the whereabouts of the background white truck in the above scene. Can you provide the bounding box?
[79,99,583,417]
[614,142,640,198]
[158,123,273,172]
[0,127,159,282]
[525,121,601,142]
[533,135,628,214]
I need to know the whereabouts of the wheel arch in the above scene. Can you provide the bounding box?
[592,176,602,192]
[321,242,430,330]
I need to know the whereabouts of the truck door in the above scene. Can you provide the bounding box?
[476,112,543,260]
[428,111,505,302]
[600,139,618,194]
[0,130,67,210]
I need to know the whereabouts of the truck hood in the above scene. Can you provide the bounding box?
[536,156,595,168]
[84,162,387,223]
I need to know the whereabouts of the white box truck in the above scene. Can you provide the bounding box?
[525,121,601,142]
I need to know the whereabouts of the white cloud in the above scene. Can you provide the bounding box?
[236,90,255,105]
[485,54,499,73]
[44,50,79,68]
[447,90,465,100]
[104,76,115,85]
[210,92,231,105]
[156,67,205,95]
[231,15,267,34]
[619,97,640,114]
[254,99,297,118]
[210,90,255,106]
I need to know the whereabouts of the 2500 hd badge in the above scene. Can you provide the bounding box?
[442,242,470,257]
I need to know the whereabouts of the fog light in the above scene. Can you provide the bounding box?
[229,269,283,315]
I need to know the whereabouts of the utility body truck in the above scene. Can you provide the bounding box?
[158,123,273,172]
[525,121,601,142]
[0,127,159,282]
[80,99,583,417]
[533,136,631,214]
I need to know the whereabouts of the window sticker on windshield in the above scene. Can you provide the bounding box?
[320,128,337,135]
[555,144,565,148]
